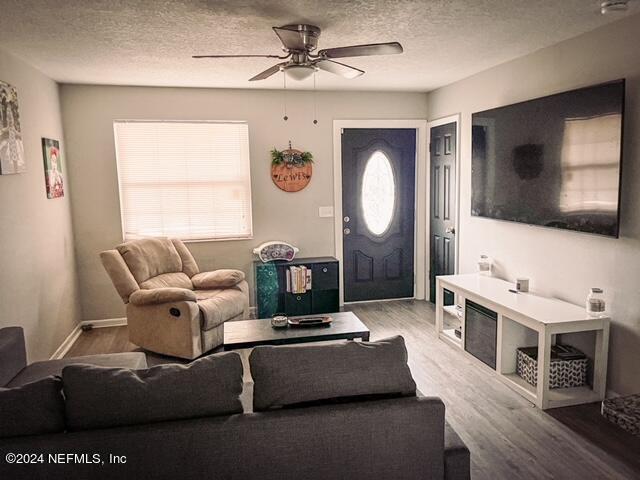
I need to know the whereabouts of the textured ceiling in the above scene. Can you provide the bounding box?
[0,0,637,91]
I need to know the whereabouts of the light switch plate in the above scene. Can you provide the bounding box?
[318,206,334,218]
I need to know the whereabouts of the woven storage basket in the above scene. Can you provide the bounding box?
[516,347,588,389]
[602,395,640,436]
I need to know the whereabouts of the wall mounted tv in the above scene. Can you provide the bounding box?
[471,80,624,237]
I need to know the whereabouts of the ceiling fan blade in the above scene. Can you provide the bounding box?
[315,59,364,79]
[249,62,287,81]
[193,54,286,59]
[272,26,306,51]
[318,42,403,59]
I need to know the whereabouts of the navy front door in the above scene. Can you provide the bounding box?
[341,128,416,302]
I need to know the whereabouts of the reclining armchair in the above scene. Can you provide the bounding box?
[100,237,249,359]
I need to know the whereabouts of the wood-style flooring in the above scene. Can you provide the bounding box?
[66,300,640,479]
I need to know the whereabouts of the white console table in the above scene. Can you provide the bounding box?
[435,274,609,409]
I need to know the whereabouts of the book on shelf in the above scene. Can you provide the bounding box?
[286,265,312,294]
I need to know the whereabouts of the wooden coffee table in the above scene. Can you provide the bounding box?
[223,311,370,351]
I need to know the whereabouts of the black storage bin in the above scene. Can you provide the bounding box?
[465,300,497,369]
[284,292,312,316]
[312,290,339,314]
[311,263,339,290]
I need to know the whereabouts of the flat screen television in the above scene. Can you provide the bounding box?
[471,80,624,237]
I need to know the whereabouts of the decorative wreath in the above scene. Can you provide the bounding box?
[271,147,313,167]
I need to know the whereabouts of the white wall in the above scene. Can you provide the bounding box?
[427,13,640,395]
[0,49,82,361]
[59,86,428,321]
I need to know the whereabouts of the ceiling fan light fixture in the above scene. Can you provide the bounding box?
[193,24,403,82]
[282,64,317,81]
[600,0,629,14]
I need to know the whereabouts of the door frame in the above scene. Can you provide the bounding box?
[426,114,462,299]
[333,119,428,306]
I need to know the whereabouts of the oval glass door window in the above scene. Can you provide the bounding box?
[361,151,395,235]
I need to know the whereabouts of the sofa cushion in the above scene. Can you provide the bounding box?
[250,335,416,411]
[192,269,245,289]
[99,249,141,303]
[129,287,197,306]
[0,396,446,480]
[7,352,148,388]
[62,352,243,431]
[195,288,225,301]
[140,272,193,290]
[0,326,27,387]
[198,285,248,330]
[116,237,183,284]
[0,376,65,438]
[171,238,199,277]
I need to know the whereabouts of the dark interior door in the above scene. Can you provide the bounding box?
[430,122,457,303]
[342,128,416,302]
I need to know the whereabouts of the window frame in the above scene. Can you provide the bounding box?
[113,119,253,243]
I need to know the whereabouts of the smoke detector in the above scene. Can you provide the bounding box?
[601,0,629,14]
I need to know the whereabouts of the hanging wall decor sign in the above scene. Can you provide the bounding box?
[270,142,313,192]
[42,138,64,198]
[0,80,26,175]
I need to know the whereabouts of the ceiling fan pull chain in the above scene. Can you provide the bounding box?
[283,72,288,121]
[313,71,318,125]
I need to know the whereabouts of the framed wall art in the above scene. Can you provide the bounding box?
[0,81,26,175]
[42,137,64,198]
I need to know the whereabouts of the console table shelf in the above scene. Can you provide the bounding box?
[435,274,610,410]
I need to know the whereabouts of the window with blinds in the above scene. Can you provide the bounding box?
[113,121,253,241]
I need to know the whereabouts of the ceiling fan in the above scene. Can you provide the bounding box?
[193,24,403,81]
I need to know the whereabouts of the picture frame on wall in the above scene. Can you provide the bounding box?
[0,80,26,175]
[42,137,64,198]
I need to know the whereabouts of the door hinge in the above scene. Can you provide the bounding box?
[341,128,344,135]
[428,142,431,153]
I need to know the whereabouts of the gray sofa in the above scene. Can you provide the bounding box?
[0,334,470,480]
[0,326,147,388]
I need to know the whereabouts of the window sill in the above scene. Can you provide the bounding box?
[182,236,254,244]
[123,235,253,244]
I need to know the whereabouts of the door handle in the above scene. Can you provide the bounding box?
[445,227,456,235]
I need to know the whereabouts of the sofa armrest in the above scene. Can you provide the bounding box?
[129,288,197,306]
[192,270,245,289]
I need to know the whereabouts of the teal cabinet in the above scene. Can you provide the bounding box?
[255,262,279,318]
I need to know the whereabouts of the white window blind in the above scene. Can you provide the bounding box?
[114,121,253,241]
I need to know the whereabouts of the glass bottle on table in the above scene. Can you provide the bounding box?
[586,288,606,317]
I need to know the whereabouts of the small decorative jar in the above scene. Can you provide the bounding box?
[478,255,492,276]
[586,288,606,317]
[271,314,288,328]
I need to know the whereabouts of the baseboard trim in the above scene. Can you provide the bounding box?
[50,324,83,360]
[344,296,415,305]
[49,318,128,360]
[80,318,128,329]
